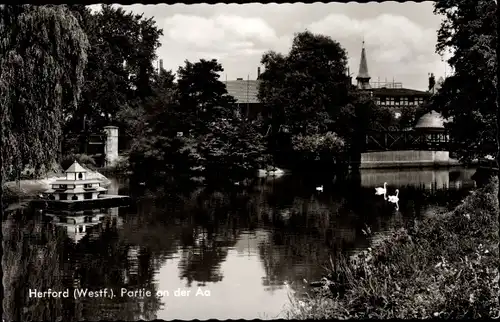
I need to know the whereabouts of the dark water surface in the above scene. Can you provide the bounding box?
[3,167,477,321]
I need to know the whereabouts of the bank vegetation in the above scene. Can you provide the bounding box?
[286,177,500,319]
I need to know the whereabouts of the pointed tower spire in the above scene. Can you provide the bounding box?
[356,40,371,90]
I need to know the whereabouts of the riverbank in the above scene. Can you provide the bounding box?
[286,177,499,319]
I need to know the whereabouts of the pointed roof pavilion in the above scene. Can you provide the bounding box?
[356,41,371,90]
[65,161,87,173]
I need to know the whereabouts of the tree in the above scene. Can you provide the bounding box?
[0,5,89,184]
[127,82,191,179]
[176,59,237,136]
[432,0,498,269]
[174,58,268,181]
[257,31,351,168]
[64,4,163,136]
[258,31,350,137]
[197,118,270,181]
[431,0,497,163]
[291,132,345,170]
[342,91,378,168]
[127,58,269,182]
[117,67,177,141]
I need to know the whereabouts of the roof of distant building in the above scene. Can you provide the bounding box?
[65,161,87,173]
[415,110,445,129]
[225,80,261,104]
[371,87,431,97]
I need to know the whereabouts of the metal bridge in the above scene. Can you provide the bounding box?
[363,125,497,154]
[364,127,449,152]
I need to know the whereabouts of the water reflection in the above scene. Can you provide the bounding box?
[359,167,477,191]
[3,167,477,320]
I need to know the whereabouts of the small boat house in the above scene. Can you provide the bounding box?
[45,161,107,201]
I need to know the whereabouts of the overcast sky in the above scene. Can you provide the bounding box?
[88,3,451,91]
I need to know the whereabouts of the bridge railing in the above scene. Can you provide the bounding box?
[364,130,449,152]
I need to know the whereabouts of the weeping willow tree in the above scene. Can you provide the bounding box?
[0,5,89,191]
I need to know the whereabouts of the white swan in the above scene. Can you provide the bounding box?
[375,182,387,196]
[388,189,399,210]
[258,167,285,177]
[269,168,284,176]
[316,185,323,192]
[388,189,399,203]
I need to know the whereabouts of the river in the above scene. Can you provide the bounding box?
[2,167,478,321]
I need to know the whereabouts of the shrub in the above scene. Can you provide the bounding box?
[291,131,345,163]
[104,156,130,173]
[60,153,97,171]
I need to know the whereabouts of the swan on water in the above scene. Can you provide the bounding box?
[388,189,399,203]
[316,185,323,192]
[388,189,399,210]
[375,182,387,198]
[258,167,285,178]
[269,168,284,176]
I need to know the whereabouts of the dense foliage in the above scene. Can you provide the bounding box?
[431,0,497,162]
[430,1,499,273]
[80,5,161,125]
[1,4,460,187]
[259,32,350,134]
[63,5,163,154]
[176,59,237,136]
[0,5,89,183]
[257,31,363,170]
[127,58,268,183]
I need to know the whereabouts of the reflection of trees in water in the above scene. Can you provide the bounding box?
[173,183,375,292]
[3,210,70,321]
[69,225,162,321]
[167,181,398,292]
[176,190,244,287]
[3,208,163,321]
[256,196,361,290]
[120,188,243,288]
[177,244,226,287]
[5,173,462,321]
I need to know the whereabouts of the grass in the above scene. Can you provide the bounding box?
[285,177,500,319]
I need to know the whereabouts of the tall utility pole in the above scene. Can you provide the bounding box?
[247,74,250,119]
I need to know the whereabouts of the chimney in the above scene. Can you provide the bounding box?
[257,67,261,79]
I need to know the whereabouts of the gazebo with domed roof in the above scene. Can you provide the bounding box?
[414,110,449,149]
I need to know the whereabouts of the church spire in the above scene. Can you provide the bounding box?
[356,40,371,90]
